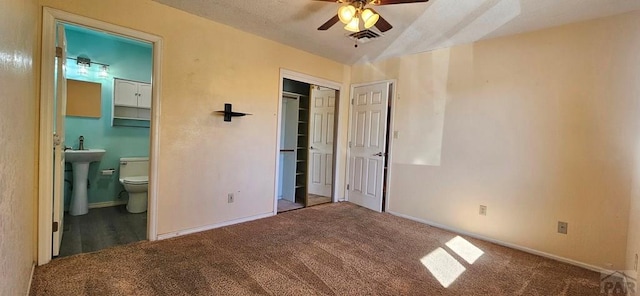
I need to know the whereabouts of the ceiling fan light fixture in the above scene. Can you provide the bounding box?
[361,8,379,29]
[338,4,356,24]
[344,16,360,32]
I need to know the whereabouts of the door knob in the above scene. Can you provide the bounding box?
[310,146,315,150]
[373,152,384,157]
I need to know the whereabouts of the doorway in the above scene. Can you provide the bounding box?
[275,71,342,214]
[38,8,162,265]
[56,23,152,257]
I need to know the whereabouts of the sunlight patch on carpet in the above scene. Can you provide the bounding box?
[420,247,466,288]
[445,236,484,264]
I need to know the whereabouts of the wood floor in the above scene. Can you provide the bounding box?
[307,193,331,206]
[277,199,304,213]
[277,194,332,213]
[58,205,147,258]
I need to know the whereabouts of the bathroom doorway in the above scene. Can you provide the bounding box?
[275,73,341,213]
[38,8,162,265]
[60,23,152,258]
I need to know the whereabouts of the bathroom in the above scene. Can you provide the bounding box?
[59,24,153,257]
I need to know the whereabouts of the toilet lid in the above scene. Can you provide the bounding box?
[122,176,148,185]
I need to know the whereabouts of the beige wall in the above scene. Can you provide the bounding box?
[0,0,39,294]
[38,0,349,235]
[352,11,640,269]
[628,158,640,276]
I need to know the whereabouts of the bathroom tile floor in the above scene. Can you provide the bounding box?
[58,205,147,258]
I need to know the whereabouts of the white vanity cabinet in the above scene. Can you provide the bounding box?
[113,78,152,123]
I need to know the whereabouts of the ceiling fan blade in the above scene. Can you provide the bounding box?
[318,15,340,30]
[375,0,429,5]
[370,10,393,32]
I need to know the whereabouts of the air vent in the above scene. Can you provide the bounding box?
[347,29,382,44]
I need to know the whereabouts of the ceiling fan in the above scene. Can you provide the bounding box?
[315,0,430,33]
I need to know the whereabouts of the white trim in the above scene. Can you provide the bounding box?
[26,263,35,296]
[383,81,397,212]
[388,210,606,273]
[119,156,148,162]
[345,80,396,211]
[274,69,344,215]
[37,8,56,266]
[88,200,127,209]
[157,212,274,240]
[38,7,163,265]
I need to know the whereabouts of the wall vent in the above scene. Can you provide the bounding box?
[347,29,382,44]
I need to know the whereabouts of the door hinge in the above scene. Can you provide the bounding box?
[55,46,62,58]
[351,98,354,105]
[348,141,352,148]
[347,184,350,190]
[53,133,62,146]
[52,221,59,232]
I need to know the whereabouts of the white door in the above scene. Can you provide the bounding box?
[52,23,67,256]
[307,89,336,197]
[348,82,390,212]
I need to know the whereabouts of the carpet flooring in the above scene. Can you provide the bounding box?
[31,202,609,295]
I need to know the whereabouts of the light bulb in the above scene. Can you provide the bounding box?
[78,64,88,75]
[99,65,109,78]
[344,16,360,32]
[338,5,356,24]
[361,9,379,29]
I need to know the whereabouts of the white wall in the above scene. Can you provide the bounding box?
[0,0,38,294]
[352,11,640,269]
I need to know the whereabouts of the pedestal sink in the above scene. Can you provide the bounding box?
[65,149,106,216]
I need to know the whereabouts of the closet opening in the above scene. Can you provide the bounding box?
[276,78,338,213]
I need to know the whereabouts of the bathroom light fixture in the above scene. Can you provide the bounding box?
[67,56,110,77]
[99,65,109,78]
[76,56,91,67]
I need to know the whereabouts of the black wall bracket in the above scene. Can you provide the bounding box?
[216,103,251,122]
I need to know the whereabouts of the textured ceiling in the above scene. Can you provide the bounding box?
[153,0,640,64]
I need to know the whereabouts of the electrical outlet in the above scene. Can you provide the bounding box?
[393,131,399,139]
[479,205,487,216]
[557,221,568,234]
[227,193,234,203]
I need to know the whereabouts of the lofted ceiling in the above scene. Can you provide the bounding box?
[153,0,640,65]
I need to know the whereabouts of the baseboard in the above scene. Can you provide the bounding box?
[157,212,274,240]
[88,200,127,209]
[26,262,35,296]
[387,211,606,274]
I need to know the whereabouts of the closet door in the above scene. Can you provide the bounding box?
[307,89,335,197]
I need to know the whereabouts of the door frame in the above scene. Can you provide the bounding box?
[345,80,397,212]
[38,7,163,265]
[273,69,343,214]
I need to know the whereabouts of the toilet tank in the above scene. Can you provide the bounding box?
[119,157,149,178]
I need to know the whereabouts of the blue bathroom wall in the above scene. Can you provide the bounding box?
[63,25,152,208]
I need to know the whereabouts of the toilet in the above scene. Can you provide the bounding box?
[119,157,149,213]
